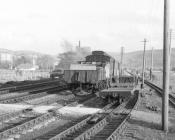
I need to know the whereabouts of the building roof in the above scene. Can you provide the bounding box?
[69,64,96,70]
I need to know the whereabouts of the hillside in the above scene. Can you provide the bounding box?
[0,48,57,59]
[109,48,175,70]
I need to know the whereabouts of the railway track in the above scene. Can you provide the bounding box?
[0,95,75,136]
[0,110,40,133]
[35,91,139,140]
[0,79,72,140]
[91,92,139,140]
[0,84,67,104]
[0,108,60,139]
[0,95,97,140]
[0,79,68,104]
[32,97,111,140]
[144,80,175,107]
[0,93,75,123]
[0,83,68,123]
[0,96,78,140]
[0,78,65,94]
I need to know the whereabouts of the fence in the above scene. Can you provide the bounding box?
[0,69,50,83]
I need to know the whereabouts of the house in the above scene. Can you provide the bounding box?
[0,48,14,63]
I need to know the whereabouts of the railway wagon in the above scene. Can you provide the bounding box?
[99,87,134,103]
[64,64,106,84]
[99,75,136,102]
[64,50,117,83]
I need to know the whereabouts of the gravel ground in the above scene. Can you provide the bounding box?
[137,85,175,116]
[83,96,108,108]
[22,94,61,105]
[120,84,175,140]
[0,103,30,115]
[0,92,29,101]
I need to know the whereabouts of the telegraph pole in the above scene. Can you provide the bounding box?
[169,29,172,51]
[162,0,170,132]
[78,40,81,48]
[169,29,172,70]
[150,47,154,80]
[141,39,147,88]
[120,47,124,76]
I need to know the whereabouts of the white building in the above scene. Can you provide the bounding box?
[0,48,14,63]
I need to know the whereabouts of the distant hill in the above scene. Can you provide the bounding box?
[0,48,55,58]
[2,48,175,70]
[109,48,175,70]
[14,50,43,56]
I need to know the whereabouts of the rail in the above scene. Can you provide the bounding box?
[106,90,139,140]
[144,80,175,107]
[0,92,74,123]
[0,101,77,139]
[73,91,139,140]
[73,103,126,140]
[49,101,118,140]
[0,79,65,93]
[49,91,139,140]
[0,84,68,104]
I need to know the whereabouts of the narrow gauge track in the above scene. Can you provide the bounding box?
[44,92,139,140]
[144,80,175,107]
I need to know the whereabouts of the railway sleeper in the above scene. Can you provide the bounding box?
[63,124,93,140]
[89,112,132,139]
[73,119,107,140]
[72,103,127,140]
[0,113,54,139]
[49,102,116,140]
[0,92,45,104]
[49,117,90,140]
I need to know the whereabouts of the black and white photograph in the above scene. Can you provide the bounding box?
[0,0,175,139]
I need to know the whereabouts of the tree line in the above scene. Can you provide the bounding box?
[0,55,55,70]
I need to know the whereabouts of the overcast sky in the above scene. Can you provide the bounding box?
[0,0,175,55]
